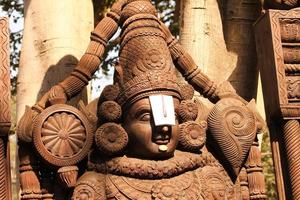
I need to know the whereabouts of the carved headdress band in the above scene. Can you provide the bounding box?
[116,70,182,109]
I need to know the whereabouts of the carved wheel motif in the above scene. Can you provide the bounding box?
[33,104,93,167]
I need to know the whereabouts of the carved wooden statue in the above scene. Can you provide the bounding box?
[255,1,300,199]
[17,0,267,199]
[0,17,12,200]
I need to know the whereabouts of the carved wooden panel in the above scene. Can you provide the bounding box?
[255,9,300,200]
[255,9,300,120]
[0,17,11,135]
[0,17,11,200]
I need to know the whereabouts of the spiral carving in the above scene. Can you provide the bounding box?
[179,121,206,151]
[98,101,122,122]
[95,123,128,155]
[208,98,257,178]
[33,105,93,167]
[224,108,256,137]
[283,120,300,199]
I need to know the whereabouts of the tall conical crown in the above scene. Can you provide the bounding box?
[113,0,184,108]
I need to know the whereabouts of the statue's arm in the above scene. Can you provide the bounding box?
[48,1,126,102]
[59,13,119,99]
[160,23,219,103]
[72,171,107,200]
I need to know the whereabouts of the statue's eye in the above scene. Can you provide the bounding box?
[139,113,151,121]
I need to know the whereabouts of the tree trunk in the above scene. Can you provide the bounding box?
[179,0,262,101]
[17,0,94,120]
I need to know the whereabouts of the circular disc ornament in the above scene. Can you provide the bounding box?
[179,121,207,151]
[33,104,93,167]
[178,100,198,122]
[98,101,122,122]
[95,123,128,155]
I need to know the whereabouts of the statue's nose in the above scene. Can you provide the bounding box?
[161,125,170,134]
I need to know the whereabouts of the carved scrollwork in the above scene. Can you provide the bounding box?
[287,77,300,100]
[33,104,93,167]
[0,18,11,136]
[208,98,257,178]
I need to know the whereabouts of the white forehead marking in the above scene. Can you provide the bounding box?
[149,95,175,126]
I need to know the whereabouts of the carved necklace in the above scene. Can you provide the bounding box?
[106,171,201,200]
[88,149,219,179]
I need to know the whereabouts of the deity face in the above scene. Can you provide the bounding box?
[123,97,179,159]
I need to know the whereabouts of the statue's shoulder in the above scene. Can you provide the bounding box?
[72,171,107,200]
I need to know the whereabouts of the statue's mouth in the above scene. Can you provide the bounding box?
[153,134,170,145]
[154,139,170,145]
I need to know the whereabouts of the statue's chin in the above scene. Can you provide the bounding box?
[127,142,177,160]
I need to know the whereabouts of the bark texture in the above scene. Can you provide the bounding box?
[179,0,262,101]
[17,0,94,120]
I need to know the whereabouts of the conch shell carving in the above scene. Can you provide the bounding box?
[208,98,257,178]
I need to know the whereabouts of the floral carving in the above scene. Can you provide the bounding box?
[88,150,217,179]
[287,78,300,100]
[144,49,166,70]
[151,183,183,200]
[179,121,207,151]
[41,113,85,157]
[178,100,198,122]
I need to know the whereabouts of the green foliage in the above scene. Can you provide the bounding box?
[261,130,277,199]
